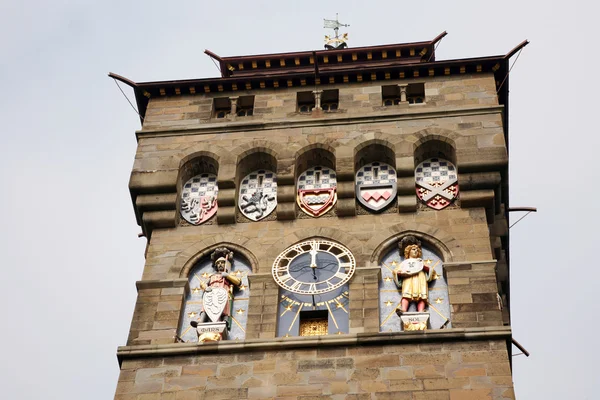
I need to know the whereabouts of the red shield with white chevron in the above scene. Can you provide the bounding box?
[356,162,397,212]
[415,158,459,210]
[297,166,337,217]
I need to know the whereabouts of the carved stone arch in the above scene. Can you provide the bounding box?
[231,140,283,164]
[410,127,460,150]
[176,236,259,278]
[264,227,366,267]
[353,136,398,170]
[407,127,460,166]
[346,133,399,157]
[231,140,281,188]
[294,142,337,160]
[177,142,231,169]
[294,143,337,177]
[367,222,462,264]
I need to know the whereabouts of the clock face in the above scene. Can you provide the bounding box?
[272,239,356,295]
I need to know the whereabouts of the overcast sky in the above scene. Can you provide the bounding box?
[0,1,597,399]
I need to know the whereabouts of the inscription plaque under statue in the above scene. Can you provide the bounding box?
[399,312,430,331]
[193,321,228,342]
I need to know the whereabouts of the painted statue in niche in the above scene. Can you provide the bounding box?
[379,238,450,332]
[190,247,241,342]
[394,236,438,330]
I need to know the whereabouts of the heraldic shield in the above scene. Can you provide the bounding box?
[238,169,277,221]
[356,162,397,212]
[203,287,229,322]
[297,166,337,217]
[415,158,459,210]
[180,173,219,224]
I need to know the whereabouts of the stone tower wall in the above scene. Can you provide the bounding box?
[115,72,514,399]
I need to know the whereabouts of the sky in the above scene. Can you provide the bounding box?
[0,1,598,399]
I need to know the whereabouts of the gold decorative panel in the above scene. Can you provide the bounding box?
[300,318,328,337]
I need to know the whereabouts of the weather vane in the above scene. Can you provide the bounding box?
[323,14,349,50]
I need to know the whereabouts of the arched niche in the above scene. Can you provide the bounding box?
[354,142,398,213]
[178,155,220,225]
[295,146,337,218]
[354,142,396,171]
[414,138,457,166]
[377,236,451,332]
[413,139,459,211]
[236,151,278,222]
[178,248,252,343]
[295,145,336,176]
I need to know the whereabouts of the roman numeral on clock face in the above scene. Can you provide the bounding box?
[334,271,348,280]
[289,280,303,291]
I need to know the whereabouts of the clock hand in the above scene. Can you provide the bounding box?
[309,245,318,269]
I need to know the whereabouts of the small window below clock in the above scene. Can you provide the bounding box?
[299,310,329,337]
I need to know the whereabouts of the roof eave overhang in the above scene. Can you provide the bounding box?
[109,39,527,125]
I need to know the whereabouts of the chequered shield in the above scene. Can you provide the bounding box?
[238,170,277,221]
[180,173,219,224]
[297,166,337,217]
[202,287,228,322]
[356,162,397,212]
[415,158,459,210]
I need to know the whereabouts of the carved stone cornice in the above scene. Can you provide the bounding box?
[116,326,511,364]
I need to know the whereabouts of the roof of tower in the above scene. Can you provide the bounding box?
[205,31,449,79]
[109,33,528,122]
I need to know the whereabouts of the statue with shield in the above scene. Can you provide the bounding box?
[190,247,242,341]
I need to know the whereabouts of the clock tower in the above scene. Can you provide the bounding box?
[112,30,525,399]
